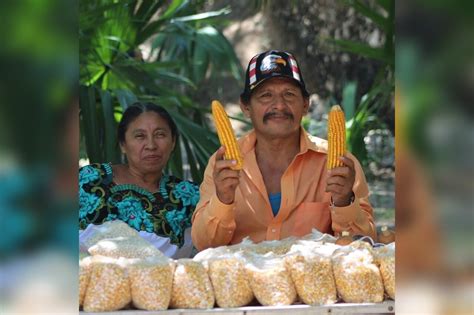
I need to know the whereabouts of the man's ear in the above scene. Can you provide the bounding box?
[240,100,250,118]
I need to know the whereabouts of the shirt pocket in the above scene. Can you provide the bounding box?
[292,201,332,237]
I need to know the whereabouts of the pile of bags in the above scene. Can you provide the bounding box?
[79,221,395,312]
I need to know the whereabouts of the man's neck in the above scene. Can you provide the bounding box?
[255,130,301,169]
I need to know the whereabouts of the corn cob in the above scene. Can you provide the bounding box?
[211,100,244,170]
[327,105,346,169]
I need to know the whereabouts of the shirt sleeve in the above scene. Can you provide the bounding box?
[330,153,377,240]
[191,153,237,251]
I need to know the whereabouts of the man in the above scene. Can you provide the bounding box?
[192,50,376,251]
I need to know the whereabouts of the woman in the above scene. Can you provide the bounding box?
[79,102,199,257]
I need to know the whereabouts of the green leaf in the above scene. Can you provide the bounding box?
[342,81,357,121]
[80,85,102,162]
[114,89,137,110]
[171,8,231,22]
[328,38,392,64]
[100,89,120,163]
[342,0,388,31]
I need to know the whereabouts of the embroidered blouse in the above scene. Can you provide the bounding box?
[79,163,200,248]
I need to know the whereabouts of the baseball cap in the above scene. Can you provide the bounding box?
[240,50,310,100]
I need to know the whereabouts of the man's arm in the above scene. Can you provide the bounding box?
[328,153,377,240]
[191,150,238,251]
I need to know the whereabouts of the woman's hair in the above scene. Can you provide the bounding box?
[117,102,178,144]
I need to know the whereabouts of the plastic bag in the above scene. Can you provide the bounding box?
[285,242,338,305]
[127,256,176,310]
[83,256,131,312]
[88,236,165,259]
[374,243,395,299]
[245,253,296,306]
[79,254,92,307]
[332,242,384,303]
[208,254,254,308]
[169,259,215,309]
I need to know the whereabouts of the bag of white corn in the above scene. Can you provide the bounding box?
[208,254,254,308]
[83,256,131,312]
[245,253,296,306]
[80,220,138,249]
[79,254,92,308]
[332,241,384,303]
[285,242,338,305]
[170,259,215,309]
[88,236,165,259]
[374,243,395,300]
[126,256,176,310]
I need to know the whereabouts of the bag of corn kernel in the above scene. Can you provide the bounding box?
[169,259,215,309]
[126,256,176,310]
[88,236,165,259]
[80,220,139,249]
[244,253,296,306]
[79,254,92,308]
[374,243,395,300]
[83,256,131,312]
[207,253,254,308]
[332,243,384,303]
[285,242,338,305]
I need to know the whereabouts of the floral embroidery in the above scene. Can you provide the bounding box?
[79,166,101,185]
[79,187,101,219]
[111,195,154,232]
[173,181,200,207]
[164,207,188,237]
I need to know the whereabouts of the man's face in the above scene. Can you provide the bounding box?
[241,77,309,139]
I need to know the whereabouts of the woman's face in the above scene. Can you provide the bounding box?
[120,111,175,174]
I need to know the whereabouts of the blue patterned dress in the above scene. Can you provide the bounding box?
[79,163,200,248]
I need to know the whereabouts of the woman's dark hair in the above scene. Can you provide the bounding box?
[118,102,178,144]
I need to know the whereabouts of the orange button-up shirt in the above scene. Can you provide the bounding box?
[191,128,376,251]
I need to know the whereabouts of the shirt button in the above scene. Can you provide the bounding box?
[271,228,276,233]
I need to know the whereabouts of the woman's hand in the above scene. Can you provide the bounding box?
[213,146,240,204]
[326,155,355,207]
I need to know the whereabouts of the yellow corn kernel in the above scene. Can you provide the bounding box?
[327,105,346,169]
[211,100,244,170]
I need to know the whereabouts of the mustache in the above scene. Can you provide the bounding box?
[263,111,294,123]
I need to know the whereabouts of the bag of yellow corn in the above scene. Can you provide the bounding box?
[285,242,338,305]
[79,254,92,308]
[332,242,384,303]
[126,256,176,310]
[83,256,131,312]
[245,253,296,306]
[169,259,215,309]
[208,254,254,308]
[374,243,395,300]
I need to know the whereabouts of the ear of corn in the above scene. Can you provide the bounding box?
[211,100,244,170]
[327,105,346,169]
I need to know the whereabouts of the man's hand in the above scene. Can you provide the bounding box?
[326,154,355,207]
[213,146,240,204]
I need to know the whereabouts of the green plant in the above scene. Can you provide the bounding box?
[80,0,243,182]
[328,0,395,166]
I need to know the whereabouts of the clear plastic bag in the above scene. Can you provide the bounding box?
[285,243,338,305]
[245,253,296,306]
[127,256,176,310]
[208,255,254,308]
[169,259,215,309]
[79,254,92,307]
[83,256,131,312]
[332,242,384,303]
[374,243,395,300]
